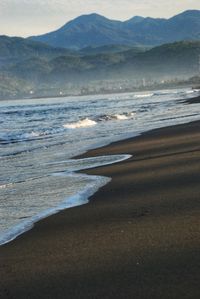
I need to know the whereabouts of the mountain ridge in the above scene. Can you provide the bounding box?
[0,39,199,99]
[29,10,200,49]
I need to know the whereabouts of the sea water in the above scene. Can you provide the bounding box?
[0,88,200,245]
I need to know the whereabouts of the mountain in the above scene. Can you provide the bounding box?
[118,41,200,77]
[79,44,145,56]
[29,10,200,49]
[30,14,131,49]
[1,40,199,99]
[0,35,77,67]
[4,40,200,80]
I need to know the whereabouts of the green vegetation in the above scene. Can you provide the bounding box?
[0,38,200,100]
[79,45,148,55]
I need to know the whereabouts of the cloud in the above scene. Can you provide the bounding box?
[0,0,200,36]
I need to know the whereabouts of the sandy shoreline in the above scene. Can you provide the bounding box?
[0,119,200,298]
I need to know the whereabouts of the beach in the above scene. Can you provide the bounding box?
[0,115,200,298]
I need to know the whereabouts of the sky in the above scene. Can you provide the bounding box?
[0,0,200,37]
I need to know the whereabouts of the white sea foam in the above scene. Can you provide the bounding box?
[22,128,64,139]
[0,154,131,246]
[134,93,154,98]
[0,184,8,189]
[63,118,97,129]
[153,89,194,97]
[113,113,135,120]
[0,184,7,189]
[0,132,39,143]
[0,174,110,246]
[63,113,135,129]
[47,154,132,172]
[97,112,135,122]
[113,114,128,120]
[185,90,196,94]
[23,131,41,138]
[0,183,13,189]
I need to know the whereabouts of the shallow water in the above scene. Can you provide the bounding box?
[0,88,200,245]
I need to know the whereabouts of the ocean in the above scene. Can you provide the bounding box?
[0,88,199,245]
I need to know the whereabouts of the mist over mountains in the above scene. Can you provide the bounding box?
[30,10,200,49]
[0,10,200,99]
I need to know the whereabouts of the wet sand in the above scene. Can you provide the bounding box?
[184,94,200,104]
[0,120,200,299]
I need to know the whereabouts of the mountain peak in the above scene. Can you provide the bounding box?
[30,10,200,49]
[126,16,145,24]
[64,13,111,27]
[74,13,106,21]
[79,13,105,19]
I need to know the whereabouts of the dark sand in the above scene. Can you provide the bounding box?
[184,94,200,104]
[0,121,200,299]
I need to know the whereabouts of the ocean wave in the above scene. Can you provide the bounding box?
[184,90,197,94]
[0,132,42,144]
[153,89,197,97]
[63,112,135,129]
[153,91,172,96]
[0,174,110,246]
[113,114,129,120]
[63,118,97,129]
[23,131,41,138]
[134,93,154,98]
[97,112,135,122]
[0,128,64,144]
[0,105,81,117]
[21,128,65,139]
[0,183,13,189]
[1,111,136,144]
[0,154,131,246]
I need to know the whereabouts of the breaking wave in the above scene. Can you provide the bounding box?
[134,93,154,98]
[0,183,13,189]
[63,112,135,129]
[153,89,198,97]
[97,112,135,121]
[0,128,64,145]
[1,111,136,144]
[63,118,97,129]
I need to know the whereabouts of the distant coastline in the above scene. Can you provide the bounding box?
[1,80,199,102]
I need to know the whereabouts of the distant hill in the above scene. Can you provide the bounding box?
[0,35,76,67]
[2,41,200,89]
[118,41,200,77]
[29,10,200,49]
[1,30,200,99]
[79,45,147,56]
